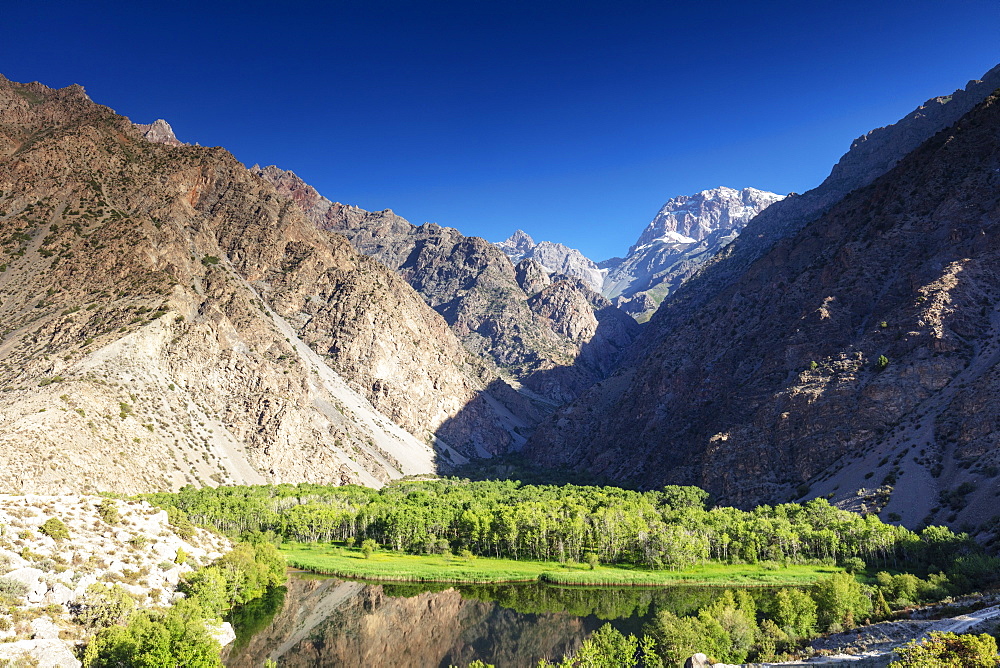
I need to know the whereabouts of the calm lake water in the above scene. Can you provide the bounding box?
[221,572,730,667]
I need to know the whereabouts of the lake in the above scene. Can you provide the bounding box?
[221,572,732,667]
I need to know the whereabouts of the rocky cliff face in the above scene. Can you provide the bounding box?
[0,75,523,494]
[602,187,783,319]
[496,229,607,293]
[255,166,640,407]
[526,81,1000,534]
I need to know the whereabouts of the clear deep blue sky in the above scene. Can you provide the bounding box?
[3,0,998,260]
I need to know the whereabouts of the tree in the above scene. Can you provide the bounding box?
[82,599,222,668]
[812,573,872,631]
[182,567,228,617]
[573,624,639,667]
[889,631,998,667]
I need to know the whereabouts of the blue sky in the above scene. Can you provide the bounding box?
[3,0,998,260]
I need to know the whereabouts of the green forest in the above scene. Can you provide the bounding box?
[148,479,982,575]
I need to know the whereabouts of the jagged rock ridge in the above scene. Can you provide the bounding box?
[526,76,1000,538]
[0,74,524,494]
[254,165,640,408]
[496,230,607,293]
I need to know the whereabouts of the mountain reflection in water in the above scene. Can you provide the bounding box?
[223,573,724,667]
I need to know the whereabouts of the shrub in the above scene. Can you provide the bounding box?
[840,557,866,574]
[201,255,220,266]
[360,538,377,559]
[74,583,136,629]
[82,598,222,668]
[0,576,29,599]
[97,498,120,525]
[875,355,889,371]
[889,631,997,667]
[40,517,70,541]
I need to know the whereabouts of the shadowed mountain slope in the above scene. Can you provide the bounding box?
[526,80,1000,534]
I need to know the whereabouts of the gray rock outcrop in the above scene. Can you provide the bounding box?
[497,230,607,293]
[133,118,184,146]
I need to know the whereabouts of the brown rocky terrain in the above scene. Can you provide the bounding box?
[255,165,640,406]
[0,74,525,494]
[526,83,1000,536]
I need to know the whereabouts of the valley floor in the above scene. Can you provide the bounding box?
[280,542,843,586]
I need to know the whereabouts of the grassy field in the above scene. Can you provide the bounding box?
[279,543,842,586]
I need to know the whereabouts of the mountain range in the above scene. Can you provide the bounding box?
[2,62,1000,539]
[495,187,784,321]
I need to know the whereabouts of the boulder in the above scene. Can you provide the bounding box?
[46,582,74,606]
[207,620,236,647]
[685,654,711,668]
[3,567,47,602]
[30,616,61,639]
[0,639,81,667]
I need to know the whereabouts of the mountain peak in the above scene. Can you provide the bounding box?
[499,229,536,253]
[495,230,606,292]
[630,186,783,254]
[134,118,184,147]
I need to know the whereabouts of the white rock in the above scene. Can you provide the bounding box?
[46,583,74,606]
[163,566,183,586]
[207,620,237,647]
[3,566,45,588]
[4,567,47,602]
[30,617,61,640]
[0,639,81,668]
[0,548,29,572]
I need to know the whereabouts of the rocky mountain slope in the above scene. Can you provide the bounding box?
[255,166,639,406]
[0,74,525,494]
[601,186,784,319]
[526,74,1000,535]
